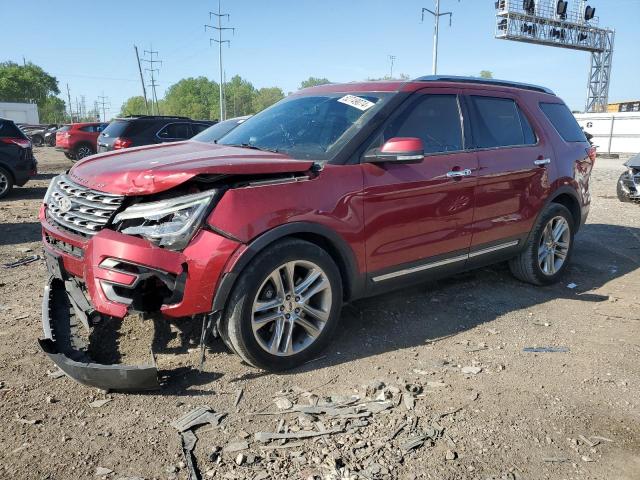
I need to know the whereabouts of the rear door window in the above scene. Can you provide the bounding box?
[158,123,192,140]
[191,123,211,134]
[468,96,536,148]
[383,94,463,154]
[539,102,587,142]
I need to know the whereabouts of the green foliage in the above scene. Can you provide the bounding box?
[224,75,256,118]
[253,87,285,113]
[300,77,331,89]
[163,76,221,120]
[367,73,410,81]
[119,96,148,117]
[479,70,494,79]
[39,96,66,123]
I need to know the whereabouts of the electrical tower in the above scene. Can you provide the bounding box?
[495,0,614,112]
[142,46,162,115]
[97,93,110,122]
[388,55,396,78]
[422,1,458,75]
[205,0,235,121]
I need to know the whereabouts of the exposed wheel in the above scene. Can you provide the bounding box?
[223,238,342,371]
[74,144,94,160]
[509,203,574,285]
[46,135,56,147]
[0,167,14,199]
[617,172,632,203]
[64,152,76,161]
[32,135,44,147]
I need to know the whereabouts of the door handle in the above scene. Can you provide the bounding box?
[534,158,551,166]
[446,169,472,178]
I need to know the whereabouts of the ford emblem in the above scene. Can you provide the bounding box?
[58,195,72,213]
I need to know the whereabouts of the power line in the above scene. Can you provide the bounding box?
[205,0,235,121]
[421,1,459,75]
[97,92,110,121]
[142,45,163,115]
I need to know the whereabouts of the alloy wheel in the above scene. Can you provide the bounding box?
[538,216,570,275]
[76,146,92,159]
[251,260,332,356]
[0,171,8,197]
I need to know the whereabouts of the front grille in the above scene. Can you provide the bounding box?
[46,174,125,236]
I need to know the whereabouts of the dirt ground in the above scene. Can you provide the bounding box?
[0,147,638,480]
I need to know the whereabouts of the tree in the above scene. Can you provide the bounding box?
[39,96,66,123]
[299,77,331,89]
[119,96,148,117]
[224,75,256,118]
[479,70,494,79]
[367,73,410,81]
[252,87,285,113]
[163,77,220,120]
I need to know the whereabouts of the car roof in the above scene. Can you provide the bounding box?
[297,75,556,97]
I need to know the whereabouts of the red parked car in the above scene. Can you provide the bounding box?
[39,76,594,390]
[55,122,108,161]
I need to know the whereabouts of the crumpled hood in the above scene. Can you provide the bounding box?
[68,141,314,195]
[625,152,640,169]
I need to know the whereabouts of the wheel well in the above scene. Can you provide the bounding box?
[288,232,353,301]
[551,193,581,230]
[0,163,15,183]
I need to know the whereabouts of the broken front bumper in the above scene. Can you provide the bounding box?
[39,275,160,391]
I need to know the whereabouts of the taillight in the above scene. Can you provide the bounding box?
[586,146,596,162]
[113,137,133,149]
[0,137,31,148]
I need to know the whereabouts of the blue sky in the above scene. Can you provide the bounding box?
[4,0,639,118]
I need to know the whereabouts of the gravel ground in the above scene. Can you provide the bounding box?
[0,148,638,480]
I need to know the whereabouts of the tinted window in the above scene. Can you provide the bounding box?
[192,123,211,134]
[58,125,71,133]
[193,118,244,143]
[101,120,129,137]
[384,95,463,154]
[0,120,24,138]
[158,123,192,139]
[540,102,587,142]
[469,96,536,148]
[80,125,96,132]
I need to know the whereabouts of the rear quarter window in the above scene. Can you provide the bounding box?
[539,103,587,142]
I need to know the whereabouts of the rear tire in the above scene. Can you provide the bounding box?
[64,152,76,161]
[223,238,342,371]
[509,203,574,285]
[0,167,14,199]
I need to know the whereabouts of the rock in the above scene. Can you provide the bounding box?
[235,453,245,465]
[445,450,457,461]
[274,396,293,410]
[223,440,249,453]
[89,399,111,408]
[95,466,113,476]
[582,455,594,462]
[461,366,482,375]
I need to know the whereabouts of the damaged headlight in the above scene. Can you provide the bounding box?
[113,190,218,250]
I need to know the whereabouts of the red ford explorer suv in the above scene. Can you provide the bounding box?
[56,122,108,161]
[39,76,594,390]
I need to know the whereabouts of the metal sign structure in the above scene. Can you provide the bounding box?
[495,0,614,112]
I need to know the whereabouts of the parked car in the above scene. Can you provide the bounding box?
[192,115,251,143]
[617,153,640,202]
[24,124,59,147]
[44,125,61,147]
[0,117,37,199]
[96,115,214,153]
[56,122,108,161]
[39,76,594,390]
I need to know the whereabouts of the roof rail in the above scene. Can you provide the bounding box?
[415,75,555,95]
[118,115,193,120]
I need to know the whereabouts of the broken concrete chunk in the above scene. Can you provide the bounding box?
[171,405,225,432]
[89,399,112,408]
[445,449,457,461]
[461,366,482,375]
[95,466,113,476]
[274,396,293,410]
[223,440,249,453]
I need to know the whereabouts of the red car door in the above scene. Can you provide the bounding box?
[361,90,478,283]
[463,89,554,254]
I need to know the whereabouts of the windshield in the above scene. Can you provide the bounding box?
[192,117,247,143]
[218,93,390,161]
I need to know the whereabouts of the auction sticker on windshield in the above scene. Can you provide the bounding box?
[337,95,376,111]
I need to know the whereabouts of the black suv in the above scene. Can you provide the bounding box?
[0,118,37,199]
[97,115,214,153]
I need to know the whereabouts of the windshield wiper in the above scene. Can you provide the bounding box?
[226,143,279,153]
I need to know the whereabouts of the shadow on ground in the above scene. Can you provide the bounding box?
[0,222,41,246]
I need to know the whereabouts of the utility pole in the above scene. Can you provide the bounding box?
[388,55,396,79]
[422,1,457,75]
[97,93,110,122]
[134,45,150,115]
[205,0,235,121]
[66,83,73,122]
[142,46,162,115]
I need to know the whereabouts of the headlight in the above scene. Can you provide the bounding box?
[113,190,218,250]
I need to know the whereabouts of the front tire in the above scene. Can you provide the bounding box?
[223,238,343,371]
[509,203,574,285]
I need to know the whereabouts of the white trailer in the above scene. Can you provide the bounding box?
[0,102,39,124]
[574,112,640,154]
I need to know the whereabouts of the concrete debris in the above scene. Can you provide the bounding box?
[274,396,293,410]
[403,393,415,410]
[171,405,225,432]
[95,467,113,476]
[445,449,457,461]
[223,440,249,453]
[461,366,482,375]
[89,399,112,408]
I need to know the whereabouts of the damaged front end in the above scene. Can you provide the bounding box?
[618,154,640,203]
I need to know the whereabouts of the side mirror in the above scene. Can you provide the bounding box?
[363,137,424,164]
